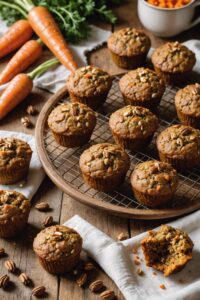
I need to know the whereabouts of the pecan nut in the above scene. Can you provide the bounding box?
[100,290,115,300]
[84,262,95,272]
[0,275,10,288]
[26,105,38,116]
[89,280,103,292]
[32,285,46,297]
[35,202,50,212]
[117,232,128,241]
[4,259,16,272]
[0,248,5,257]
[19,273,31,285]
[76,273,87,287]
[42,215,53,227]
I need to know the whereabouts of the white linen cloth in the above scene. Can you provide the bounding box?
[65,212,200,300]
[0,131,45,199]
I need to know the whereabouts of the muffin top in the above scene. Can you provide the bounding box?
[175,83,200,117]
[33,225,82,261]
[109,105,158,139]
[151,42,196,73]
[157,124,200,158]
[0,138,32,170]
[107,28,151,57]
[131,160,178,196]
[79,143,130,178]
[0,190,30,222]
[66,66,112,98]
[119,68,165,102]
[48,102,96,135]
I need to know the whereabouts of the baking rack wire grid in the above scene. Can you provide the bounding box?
[44,74,200,210]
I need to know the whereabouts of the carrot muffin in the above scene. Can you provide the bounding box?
[157,124,200,171]
[48,102,97,147]
[79,143,130,192]
[151,42,196,83]
[0,190,30,238]
[33,225,82,274]
[141,225,193,276]
[175,83,200,129]
[107,28,151,69]
[131,160,178,207]
[66,66,112,110]
[109,106,158,151]
[119,68,165,110]
[0,138,32,184]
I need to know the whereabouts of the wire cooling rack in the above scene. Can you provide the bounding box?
[36,74,200,219]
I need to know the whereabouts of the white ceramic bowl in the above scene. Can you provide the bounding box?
[138,0,200,37]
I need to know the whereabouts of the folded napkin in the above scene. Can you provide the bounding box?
[0,131,45,199]
[65,212,200,300]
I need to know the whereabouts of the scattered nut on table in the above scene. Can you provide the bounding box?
[0,275,10,289]
[35,202,50,212]
[4,259,16,273]
[84,261,95,272]
[32,285,46,297]
[19,272,31,285]
[89,279,103,292]
[21,116,33,128]
[117,232,128,241]
[100,289,116,300]
[0,248,6,257]
[26,105,38,116]
[76,272,87,287]
[42,215,53,227]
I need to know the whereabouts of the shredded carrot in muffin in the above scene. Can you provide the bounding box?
[147,0,191,8]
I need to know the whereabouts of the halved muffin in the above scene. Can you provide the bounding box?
[141,225,193,276]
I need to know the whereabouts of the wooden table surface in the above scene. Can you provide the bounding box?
[0,1,200,299]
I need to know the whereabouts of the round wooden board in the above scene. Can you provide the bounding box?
[35,80,200,220]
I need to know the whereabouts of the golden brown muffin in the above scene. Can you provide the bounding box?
[0,190,30,238]
[66,66,112,110]
[33,225,82,274]
[131,160,178,207]
[119,68,165,110]
[109,106,158,151]
[0,138,32,185]
[151,41,196,83]
[175,83,200,129]
[141,225,193,276]
[48,102,97,147]
[79,143,130,192]
[107,28,151,69]
[157,124,200,171]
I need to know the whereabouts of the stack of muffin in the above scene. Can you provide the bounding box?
[48,27,200,210]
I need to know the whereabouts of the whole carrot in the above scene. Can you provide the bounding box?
[0,58,59,120]
[0,39,43,85]
[0,74,32,119]
[28,6,78,72]
[0,20,33,59]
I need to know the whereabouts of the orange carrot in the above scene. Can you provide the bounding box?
[28,6,78,72]
[0,58,59,120]
[0,74,33,119]
[0,20,33,59]
[0,40,43,85]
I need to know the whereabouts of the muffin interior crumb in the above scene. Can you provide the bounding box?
[141,225,193,276]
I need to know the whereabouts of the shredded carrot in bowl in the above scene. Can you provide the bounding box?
[146,0,192,8]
